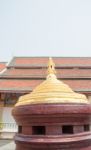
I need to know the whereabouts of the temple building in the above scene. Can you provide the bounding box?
[12,58,91,150]
[0,56,91,138]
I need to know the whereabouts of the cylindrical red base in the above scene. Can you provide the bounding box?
[15,132,91,150]
[16,145,91,150]
[12,104,91,150]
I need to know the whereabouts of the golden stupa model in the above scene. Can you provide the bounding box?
[16,57,88,106]
[13,58,91,150]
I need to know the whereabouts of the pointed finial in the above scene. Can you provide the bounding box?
[47,57,56,75]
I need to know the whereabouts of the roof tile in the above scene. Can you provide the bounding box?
[8,57,91,67]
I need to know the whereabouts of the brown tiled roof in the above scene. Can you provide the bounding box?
[1,68,91,79]
[0,57,91,93]
[0,62,6,72]
[1,68,46,77]
[0,79,41,92]
[8,57,91,68]
[0,79,91,93]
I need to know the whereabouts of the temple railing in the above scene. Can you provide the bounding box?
[0,123,18,132]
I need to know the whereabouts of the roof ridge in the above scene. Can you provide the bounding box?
[13,56,91,58]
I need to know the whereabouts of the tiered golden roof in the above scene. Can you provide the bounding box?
[16,58,89,106]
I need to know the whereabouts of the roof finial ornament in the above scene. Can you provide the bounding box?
[47,57,56,75]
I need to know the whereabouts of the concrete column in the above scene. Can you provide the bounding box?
[46,125,62,135]
[74,125,84,133]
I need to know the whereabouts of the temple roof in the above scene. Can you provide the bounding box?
[0,79,90,93]
[8,57,91,68]
[0,57,91,93]
[1,68,91,79]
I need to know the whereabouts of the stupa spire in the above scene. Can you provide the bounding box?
[47,57,56,75]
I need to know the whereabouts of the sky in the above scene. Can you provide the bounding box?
[0,0,91,61]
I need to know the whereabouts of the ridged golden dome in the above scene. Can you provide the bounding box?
[16,58,89,106]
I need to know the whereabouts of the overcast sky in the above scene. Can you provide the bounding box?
[0,0,91,61]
